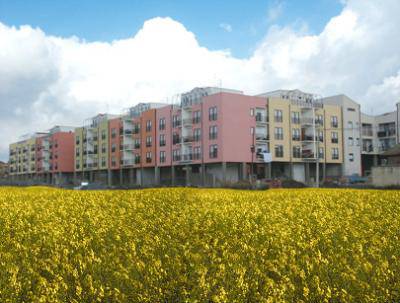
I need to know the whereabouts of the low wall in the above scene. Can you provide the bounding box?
[371,166,400,187]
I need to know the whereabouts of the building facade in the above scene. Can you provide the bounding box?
[7,87,400,186]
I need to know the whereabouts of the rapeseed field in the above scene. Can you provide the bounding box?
[0,187,399,302]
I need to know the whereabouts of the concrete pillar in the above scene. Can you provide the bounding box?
[373,155,378,166]
[129,168,134,186]
[139,168,143,187]
[185,165,190,187]
[119,169,123,186]
[171,166,175,186]
[305,162,310,185]
[322,163,326,182]
[201,163,206,187]
[222,162,227,184]
[107,169,112,187]
[289,162,293,179]
[89,171,94,183]
[241,162,247,180]
[267,163,272,179]
[154,166,160,185]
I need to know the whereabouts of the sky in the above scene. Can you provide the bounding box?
[1,0,400,161]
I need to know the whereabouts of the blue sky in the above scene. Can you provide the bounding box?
[0,0,342,57]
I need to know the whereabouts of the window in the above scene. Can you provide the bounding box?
[159,118,166,130]
[75,135,80,145]
[209,125,218,140]
[193,147,201,160]
[172,115,181,128]
[75,159,80,169]
[75,148,80,157]
[275,127,283,140]
[160,151,166,163]
[193,128,201,142]
[319,147,324,159]
[133,123,140,134]
[193,111,201,124]
[250,108,254,116]
[146,120,152,132]
[331,116,338,128]
[134,154,141,164]
[356,138,360,146]
[134,139,140,149]
[173,149,181,161]
[291,112,300,124]
[250,127,254,134]
[101,157,106,167]
[275,145,284,157]
[101,143,106,153]
[111,156,117,167]
[146,136,152,147]
[173,133,180,145]
[146,152,152,163]
[209,144,218,158]
[332,148,339,160]
[349,153,354,162]
[347,108,356,112]
[101,129,106,140]
[331,132,338,144]
[292,128,300,141]
[159,134,166,146]
[111,128,117,138]
[209,106,218,121]
[348,137,353,146]
[274,109,283,122]
[111,143,116,153]
[94,145,98,154]
[316,114,324,126]
[318,130,324,142]
[293,146,301,158]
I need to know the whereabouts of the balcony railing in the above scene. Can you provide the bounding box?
[256,134,269,141]
[378,129,396,137]
[182,136,194,143]
[123,144,135,151]
[255,114,268,123]
[181,153,193,161]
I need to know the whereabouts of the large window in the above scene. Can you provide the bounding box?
[172,115,181,128]
[111,128,117,138]
[159,134,166,146]
[173,149,181,161]
[274,109,283,122]
[209,107,218,121]
[275,145,284,158]
[331,116,338,128]
[146,120,152,132]
[332,148,339,160]
[101,129,106,140]
[209,144,218,158]
[134,138,140,149]
[193,111,201,124]
[146,152,152,163]
[274,127,283,140]
[193,128,201,142]
[146,136,152,147]
[159,118,166,130]
[331,132,338,144]
[160,151,166,163]
[292,128,300,141]
[293,146,301,158]
[173,133,180,145]
[193,147,201,160]
[209,125,218,140]
[291,112,300,124]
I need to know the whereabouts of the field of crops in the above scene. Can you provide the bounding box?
[0,187,399,302]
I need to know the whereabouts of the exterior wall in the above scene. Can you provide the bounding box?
[323,95,361,175]
[219,93,268,163]
[156,105,173,166]
[140,109,157,167]
[51,132,75,173]
[74,127,84,172]
[371,166,400,187]
[268,97,291,162]
[108,118,122,171]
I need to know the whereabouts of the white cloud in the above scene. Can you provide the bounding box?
[267,1,284,23]
[1,0,400,160]
[219,23,232,33]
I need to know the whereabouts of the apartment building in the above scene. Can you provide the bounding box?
[9,126,75,184]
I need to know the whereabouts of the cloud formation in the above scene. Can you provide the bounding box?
[1,0,400,160]
[219,23,233,33]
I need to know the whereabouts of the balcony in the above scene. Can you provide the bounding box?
[300,117,314,125]
[182,118,193,126]
[182,136,194,143]
[123,144,135,151]
[256,134,269,141]
[181,153,193,162]
[255,114,268,124]
[378,129,396,138]
[122,159,135,166]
